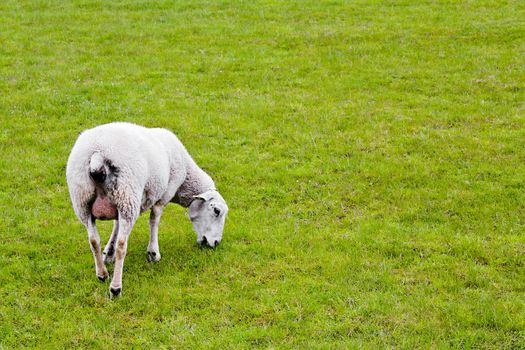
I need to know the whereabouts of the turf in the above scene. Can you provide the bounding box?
[1,0,524,348]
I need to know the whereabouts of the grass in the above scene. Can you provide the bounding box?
[0,0,524,348]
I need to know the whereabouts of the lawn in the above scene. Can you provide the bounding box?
[0,0,524,348]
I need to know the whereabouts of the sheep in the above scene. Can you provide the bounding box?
[66,122,229,297]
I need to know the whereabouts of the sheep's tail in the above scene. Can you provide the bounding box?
[89,152,107,183]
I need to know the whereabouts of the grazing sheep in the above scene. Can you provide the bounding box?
[66,122,228,297]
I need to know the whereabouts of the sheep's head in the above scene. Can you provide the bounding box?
[189,190,228,248]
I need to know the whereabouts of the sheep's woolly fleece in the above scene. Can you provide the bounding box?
[66,122,217,224]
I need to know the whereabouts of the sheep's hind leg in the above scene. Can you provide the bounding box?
[103,220,119,264]
[147,205,163,262]
[86,217,109,282]
[109,214,137,297]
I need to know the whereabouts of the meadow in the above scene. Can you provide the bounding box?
[0,0,524,348]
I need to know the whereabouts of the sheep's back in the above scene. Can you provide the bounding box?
[70,122,172,192]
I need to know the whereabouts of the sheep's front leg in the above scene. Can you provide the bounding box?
[87,217,109,282]
[102,220,119,264]
[147,205,163,262]
[109,216,136,297]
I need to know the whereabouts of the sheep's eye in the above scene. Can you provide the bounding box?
[213,207,221,217]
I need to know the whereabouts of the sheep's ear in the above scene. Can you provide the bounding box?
[189,199,203,219]
[193,190,215,202]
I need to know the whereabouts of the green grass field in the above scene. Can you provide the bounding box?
[1,0,524,348]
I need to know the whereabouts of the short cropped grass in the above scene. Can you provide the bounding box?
[1,0,524,348]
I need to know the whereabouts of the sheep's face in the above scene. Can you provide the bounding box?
[189,190,228,248]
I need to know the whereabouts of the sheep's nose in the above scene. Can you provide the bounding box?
[214,240,219,248]
[201,236,208,246]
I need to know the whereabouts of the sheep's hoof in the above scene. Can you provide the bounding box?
[103,251,115,264]
[97,275,107,282]
[147,251,161,262]
[109,287,122,297]
[97,269,109,282]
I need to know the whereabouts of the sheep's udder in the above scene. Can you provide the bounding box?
[91,194,118,220]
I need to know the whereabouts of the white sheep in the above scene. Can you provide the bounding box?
[66,122,228,297]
